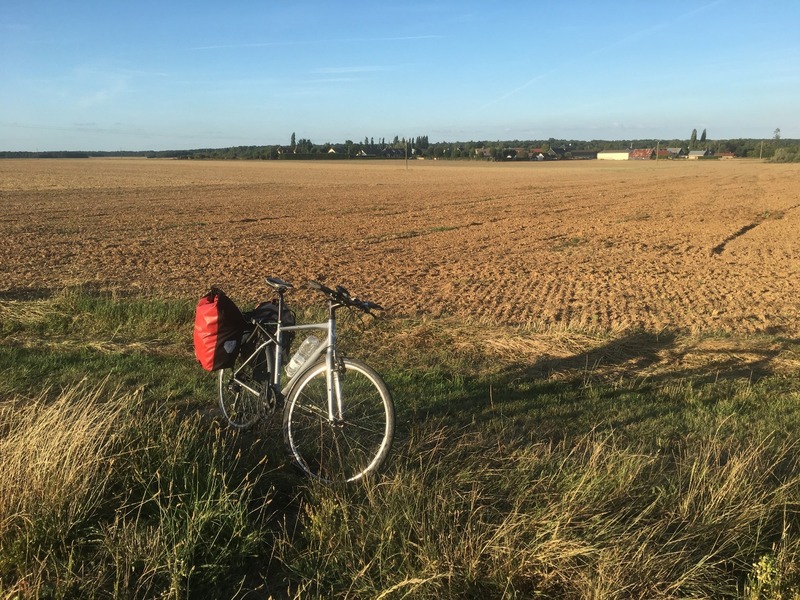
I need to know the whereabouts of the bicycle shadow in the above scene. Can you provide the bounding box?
[527,330,678,382]
[524,329,790,385]
[406,328,797,443]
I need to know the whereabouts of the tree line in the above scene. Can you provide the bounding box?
[1,134,797,162]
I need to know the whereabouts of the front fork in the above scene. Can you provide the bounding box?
[325,310,345,423]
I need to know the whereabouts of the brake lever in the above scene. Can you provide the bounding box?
[352,297,384,314]
[335,285,351,300]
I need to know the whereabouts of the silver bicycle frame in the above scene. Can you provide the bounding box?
[230,294,347,422]
[276,310,341,422]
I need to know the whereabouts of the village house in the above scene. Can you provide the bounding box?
[629,148,655,160]
[687,149,712,159]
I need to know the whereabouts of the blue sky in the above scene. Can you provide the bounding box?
[1,1,798,151]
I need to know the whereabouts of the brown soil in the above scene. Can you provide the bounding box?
[2,158,798,337]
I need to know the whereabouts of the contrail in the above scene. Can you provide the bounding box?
[478,0,725,111]
[191,34,441,51]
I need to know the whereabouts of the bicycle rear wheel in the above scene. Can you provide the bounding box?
[218,345,271,429]
[283,358,394,482]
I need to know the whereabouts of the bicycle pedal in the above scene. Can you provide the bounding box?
[260,382,277,416]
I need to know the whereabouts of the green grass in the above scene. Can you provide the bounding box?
[551,236,587,252]
[2,288,800,598]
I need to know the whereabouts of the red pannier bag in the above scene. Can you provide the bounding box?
[193,287,247,371]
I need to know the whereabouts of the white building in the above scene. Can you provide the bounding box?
[597,150,631,161]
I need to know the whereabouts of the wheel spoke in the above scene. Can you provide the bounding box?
[283,358,394,482]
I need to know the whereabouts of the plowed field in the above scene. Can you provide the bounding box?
[2,158,798,335]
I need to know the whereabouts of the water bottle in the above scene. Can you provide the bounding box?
[285,335,321,378]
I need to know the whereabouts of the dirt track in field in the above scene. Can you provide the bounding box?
[1,158,799,336]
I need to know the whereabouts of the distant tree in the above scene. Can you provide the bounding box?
[291,132,296,149]
[774,128,781,140]
[700,128,707,144]
[690,128,698,148]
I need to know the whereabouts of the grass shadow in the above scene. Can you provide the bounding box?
[394,328,800,450]
[515,328,797,387]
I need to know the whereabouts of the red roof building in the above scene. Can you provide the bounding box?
[629,148,655,160]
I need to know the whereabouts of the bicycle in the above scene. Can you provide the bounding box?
[217,276,395,482]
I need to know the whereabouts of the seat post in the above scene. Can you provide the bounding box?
[276,289,285,325]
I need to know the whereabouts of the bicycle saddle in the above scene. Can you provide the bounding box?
[265,276,293,293]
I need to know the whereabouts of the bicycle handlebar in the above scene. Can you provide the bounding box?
[308,280,384,314]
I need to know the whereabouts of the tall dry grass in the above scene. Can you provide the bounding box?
[0,383,128,591]
[275,424,800,598]
[0,382,275,598]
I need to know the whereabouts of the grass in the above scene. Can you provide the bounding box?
[1,288,800,597]
[277,431,800,598]
[0,382,276,598]
[551,236,587,252]
[365,224,464,243]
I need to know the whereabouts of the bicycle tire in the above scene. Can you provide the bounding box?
[283,357,394,482]
[218,345,271,429]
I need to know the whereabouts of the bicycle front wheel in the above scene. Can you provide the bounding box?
[283,358,394,482]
